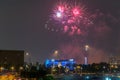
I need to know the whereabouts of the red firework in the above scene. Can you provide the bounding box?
[45,0,92,36]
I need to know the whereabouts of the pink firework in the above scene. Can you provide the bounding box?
[45,0,92,36]
[58,6,64,13]
[72,7,81,17]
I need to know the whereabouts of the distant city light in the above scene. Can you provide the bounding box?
[0,67,4,71]
[51,59,55,62]
[11,66,15,71]
[69,59,74,61]
[105,77,111,80]
[85,76,90,79]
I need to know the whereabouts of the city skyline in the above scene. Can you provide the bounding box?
[0,0,120,63]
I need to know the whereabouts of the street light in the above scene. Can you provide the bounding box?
[54,50,58,56]
[26,52,29,56]
[53,50,59,59]
[10,66,15,72]
[85,45,89,51]
[0,67,4,72]
[19,66,23,70]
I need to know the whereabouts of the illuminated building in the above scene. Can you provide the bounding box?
[0,50,24,70]
[45,59,76,71]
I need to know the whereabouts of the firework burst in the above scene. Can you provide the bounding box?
[45,0,93,36]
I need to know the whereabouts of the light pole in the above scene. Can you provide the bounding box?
[53,50,59,59]
[25,52,31,64]
[84,45,89,65]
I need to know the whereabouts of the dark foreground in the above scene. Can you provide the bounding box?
[54,74,120,80]
[1,72,120,80]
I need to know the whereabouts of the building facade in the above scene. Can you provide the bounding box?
[0,50,24,70]
[45,59,76,71]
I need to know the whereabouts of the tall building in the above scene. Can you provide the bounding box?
[109,56,120,65]
[0,50,24,70]
[84,57,88,65]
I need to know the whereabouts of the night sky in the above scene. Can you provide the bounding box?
[0,0,120,64]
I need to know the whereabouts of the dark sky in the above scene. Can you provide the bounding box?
[0,0,120,63]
